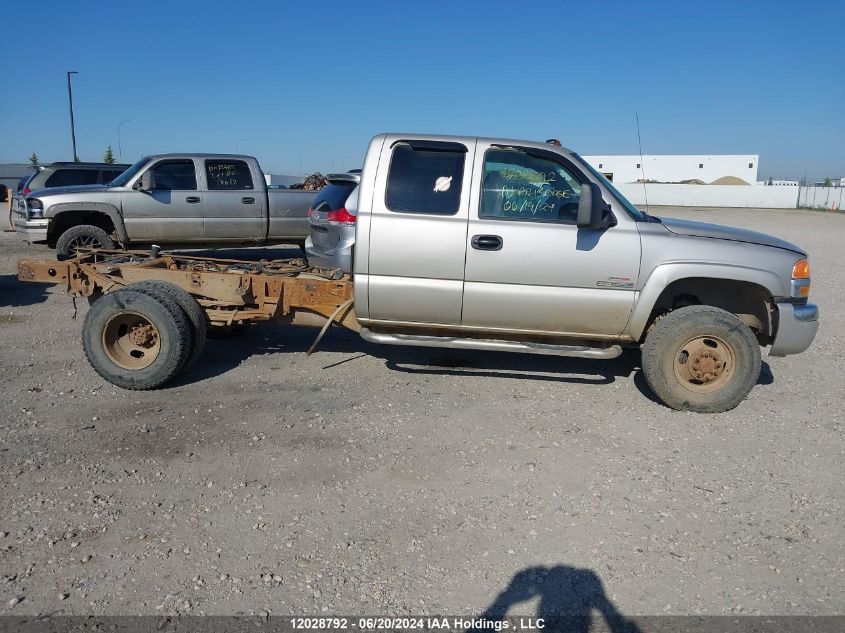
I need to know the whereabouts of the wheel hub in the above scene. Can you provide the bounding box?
[673,335,736,394]
[128,324,158,347]
[690,349,724,382]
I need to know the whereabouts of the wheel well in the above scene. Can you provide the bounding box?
[644,278,773,345]
[48,212,115,245]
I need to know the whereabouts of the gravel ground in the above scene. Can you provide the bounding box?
[0,206,842,618]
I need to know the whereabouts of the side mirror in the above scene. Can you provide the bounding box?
[577,182,612,229]
[134,171,152,192]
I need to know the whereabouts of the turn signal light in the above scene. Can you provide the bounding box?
[792,259,810,279]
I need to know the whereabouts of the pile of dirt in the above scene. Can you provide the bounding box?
[710,176,750,185]
[288,173,328,191]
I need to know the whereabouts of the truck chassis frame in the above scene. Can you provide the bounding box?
[17,249,359,333]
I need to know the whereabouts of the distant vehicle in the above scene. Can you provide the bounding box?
[13,154,321,259]
[0,184,8,202]
[10,162,129,230]
[304,172,360,272]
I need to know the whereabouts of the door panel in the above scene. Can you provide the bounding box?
[121,159,204,242]
[202,159,265,241]
[366,139,475,326]
[462,143,641,337]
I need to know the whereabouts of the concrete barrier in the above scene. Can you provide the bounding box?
[615,183,843,210]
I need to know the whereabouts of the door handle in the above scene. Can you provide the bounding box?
[241,197,255,204]
[186,196,201,203]
[471,234,503,251]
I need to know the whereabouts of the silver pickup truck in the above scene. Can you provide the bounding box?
[17,134,819,413]
[12,154,316,258]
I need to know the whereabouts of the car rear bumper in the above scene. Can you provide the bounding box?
[12,213,48,242]
[769,302,819,356]
[304,236,352,273]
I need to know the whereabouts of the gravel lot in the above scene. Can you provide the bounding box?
[0,206,842,618]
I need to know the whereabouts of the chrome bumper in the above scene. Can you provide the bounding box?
[12,213,48,242]
[769,302,819,356]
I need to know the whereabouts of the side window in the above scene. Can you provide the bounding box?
[45,169,99,188]
[205,160,254,190]
[148,160,197,191]
[385,143,465,215]
[481,149,582,223]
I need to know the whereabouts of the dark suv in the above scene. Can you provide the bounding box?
[10,162,129,225]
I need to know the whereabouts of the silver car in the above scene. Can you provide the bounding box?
[304,173,359,272]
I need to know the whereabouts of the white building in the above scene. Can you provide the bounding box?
[581,154,759,185]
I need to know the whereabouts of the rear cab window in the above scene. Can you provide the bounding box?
[385,142,466,215]
[204,160,254,190]
[45,169,100,188]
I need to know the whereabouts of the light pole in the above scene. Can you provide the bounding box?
[117,119,133,162]
[67,71,79,162]
[236,138,247,153]
[299,149,309,177]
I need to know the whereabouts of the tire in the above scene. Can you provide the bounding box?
[126,280,207,368]
[56,224,115,260]
[82,289,192,390]
[641,305,761,413]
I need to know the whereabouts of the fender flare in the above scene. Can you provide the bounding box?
[46,201,128,243]
[626,262,786,341]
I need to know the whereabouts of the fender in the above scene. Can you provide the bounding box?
[46,201,128,243]
[626,262,787,341]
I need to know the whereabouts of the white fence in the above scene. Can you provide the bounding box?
[615,183,843,210]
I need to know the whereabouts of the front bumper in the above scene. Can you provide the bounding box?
[12,212,48,242]
[769,302,819,356]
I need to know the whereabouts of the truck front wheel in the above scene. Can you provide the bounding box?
[641,305,761,413]
[56,224,115,260]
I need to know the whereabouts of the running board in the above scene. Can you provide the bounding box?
[359,328,622,359]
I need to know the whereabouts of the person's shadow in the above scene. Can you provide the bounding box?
[474,565,641,633]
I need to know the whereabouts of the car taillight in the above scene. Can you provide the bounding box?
[327,207,356,224]
[23,186,31,195]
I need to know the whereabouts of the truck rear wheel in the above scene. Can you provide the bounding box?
[82,289,192,390]
[125,281,207,369]
[641,305,761,413]
[56,224,115,260]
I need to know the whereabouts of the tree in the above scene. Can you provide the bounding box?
[103,145,116,164]
[823,177,832,188]
[29,153,39,166]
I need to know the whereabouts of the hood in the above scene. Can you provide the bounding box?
[27,184,113,198]
[657,216,805,255]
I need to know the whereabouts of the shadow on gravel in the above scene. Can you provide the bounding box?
[167,319,776,405]
[0,273,49,307]
[474,564,641,633]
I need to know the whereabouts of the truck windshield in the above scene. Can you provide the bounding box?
[572,154,647,221]
[110,157,152,187]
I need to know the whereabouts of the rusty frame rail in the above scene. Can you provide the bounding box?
[17,250,359,331]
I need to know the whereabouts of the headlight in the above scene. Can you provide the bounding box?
[26,199,44,219]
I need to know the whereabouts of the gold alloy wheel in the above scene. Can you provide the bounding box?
[102,312,161,369]
[672,334,736,394]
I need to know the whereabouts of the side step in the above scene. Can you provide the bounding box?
[359,328,622,359]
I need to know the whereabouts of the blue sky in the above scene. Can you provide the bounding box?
[1,0,842,181]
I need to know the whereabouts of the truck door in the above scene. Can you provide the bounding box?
[366,139,474,326]
[461,142,641,337]
[201,158,265,241]
[121,158,205,242]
